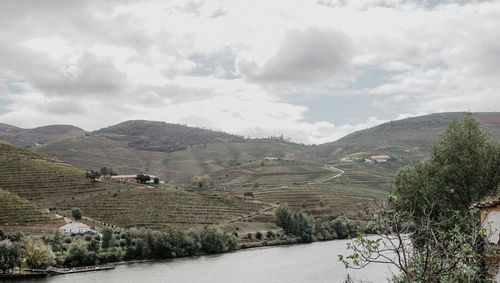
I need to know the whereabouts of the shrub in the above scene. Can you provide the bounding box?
[256,232,263,240]
[266,231,275,239]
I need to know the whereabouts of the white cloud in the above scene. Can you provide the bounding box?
[0,0,499,144]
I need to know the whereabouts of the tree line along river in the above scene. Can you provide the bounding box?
[3,238,393,283]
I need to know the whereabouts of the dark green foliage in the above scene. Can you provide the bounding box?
[266,231,275,239]
[247,233,252,239]
[64,240,97,267]
[200,226,236,254]
[274,205,313,242]
[88,239,100,253]
[153,177,160,184]
[85,170,101,181]
[394,114,500,247]
[256,232,262,240]
[0,239,21,274]
[135,173,151,184]
[341,114,500,282]
[0,229,5,241]
[100,167,116,176]
[7,231,23,242]
[101,227,114,249]
[72,207,82,221]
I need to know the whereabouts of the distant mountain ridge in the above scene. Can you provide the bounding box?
[93,120,246,152]
[310,112,500,163]
[0,123,86,148]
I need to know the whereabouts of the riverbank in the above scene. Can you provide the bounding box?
[2,239,392,283]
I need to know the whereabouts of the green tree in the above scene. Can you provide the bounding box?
[135,173,151,184]
[0,239,21,273]
[85,170,101,181]
[65,240,97,267]
[72,208,82,221]
[341,114,500,281]
[23,239,55,269]
[274,205,292,233]
[153,177,160,184]
[101,227,114,250]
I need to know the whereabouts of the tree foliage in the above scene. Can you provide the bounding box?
[340,114,500,281]
[135,173,151,184]
[0,239,21,274]
[23,239,55,269]
[85,170,101,181]
[72,208,82,221]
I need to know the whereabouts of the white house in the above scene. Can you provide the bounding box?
[264,157,279,161]
[59,223,90,235]
[340,157,353,163]
[371,155,390,163]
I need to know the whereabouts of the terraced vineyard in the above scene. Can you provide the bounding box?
[212,160,336,185]
[0,189,65,234]
[66,187,271,230]
[0,143,142,208]
[250,186,378,220]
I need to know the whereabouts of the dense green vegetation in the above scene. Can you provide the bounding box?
[341,114,500,282]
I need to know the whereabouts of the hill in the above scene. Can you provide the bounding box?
[37,120,309,183]
[310,112,500,164]
[93,120,246,152]
[0,123,86,148]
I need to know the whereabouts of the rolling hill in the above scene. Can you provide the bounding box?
[310,112,500,164]
[0,123,85,148]
[36,120,309,183]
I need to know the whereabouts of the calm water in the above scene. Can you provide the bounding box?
[5,239,394,283]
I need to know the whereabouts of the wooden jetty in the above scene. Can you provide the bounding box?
[45,265,115,274]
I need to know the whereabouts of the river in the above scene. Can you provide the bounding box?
[4,239,394,283]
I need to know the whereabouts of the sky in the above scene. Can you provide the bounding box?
[0,0,499,144]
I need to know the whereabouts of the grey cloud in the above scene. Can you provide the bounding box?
[238,28,355,86]
[189,48,238,79]
[41,99,86,115]
[133,84,216,105]
[27,52,128,97]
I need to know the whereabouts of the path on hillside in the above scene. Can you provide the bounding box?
[228,202,280,224]
[307,164,344,185]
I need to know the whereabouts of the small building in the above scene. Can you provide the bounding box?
[340,157,353,163]
[59,223,90,235]
[111,174,158,183]
[264,157,279,161]
[476,198,500,279]
[371,155,390,163]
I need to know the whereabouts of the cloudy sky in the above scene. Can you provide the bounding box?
[0,0,499,144]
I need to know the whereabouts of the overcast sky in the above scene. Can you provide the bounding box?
[0,0,499,144]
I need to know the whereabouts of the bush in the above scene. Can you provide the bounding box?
[256,232,263,240]
[266,231,275,239]
[247,233,252,239]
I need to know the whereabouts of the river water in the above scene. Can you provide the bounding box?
[5,239,394,283]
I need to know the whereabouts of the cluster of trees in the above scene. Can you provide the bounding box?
[340,114,500,281]
[100,167,116,176]
[85,170,101,181]
[0,230,54,274]
[0,225,238,271]
[274,205,370,243]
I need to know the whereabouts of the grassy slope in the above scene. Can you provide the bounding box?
[39,137,309,183]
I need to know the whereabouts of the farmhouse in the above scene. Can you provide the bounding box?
[264,157,279,161]
[340,157,353,163]
[111,174,158,183]
[59,223,90,235]
[476,198,500,279]
[370,155,390,163]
